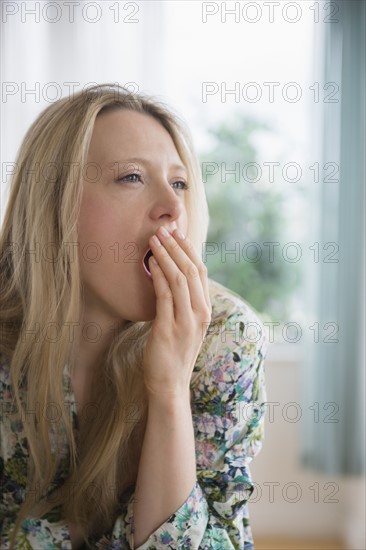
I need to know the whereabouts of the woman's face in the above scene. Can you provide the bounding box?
[77,109,188,329]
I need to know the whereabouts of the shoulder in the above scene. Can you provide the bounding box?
[207,277,268,356]
[191,278,268,389]
[209,277,266,320]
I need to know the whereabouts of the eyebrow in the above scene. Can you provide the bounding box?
[105,157,187,173]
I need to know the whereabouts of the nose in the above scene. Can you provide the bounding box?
[149,183,185,223]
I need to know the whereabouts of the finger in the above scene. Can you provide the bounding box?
[150,235,191,322]
[148,255,175,323]
[151,231,208,320]
[171,229,211,312]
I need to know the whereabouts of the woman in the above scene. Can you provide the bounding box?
[0,83,268,549]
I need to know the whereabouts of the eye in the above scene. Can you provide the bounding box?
[115,173,189,191]
[171,180,190,191]
[116,173,142,183]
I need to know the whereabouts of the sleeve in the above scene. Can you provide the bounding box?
[98,305,268,550]
[0,361,73,548]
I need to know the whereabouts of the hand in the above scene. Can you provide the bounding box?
[68,522,85,549]
[142,226,212,397]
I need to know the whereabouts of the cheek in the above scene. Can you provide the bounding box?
[78,192,122,248]
[77,192,139,285]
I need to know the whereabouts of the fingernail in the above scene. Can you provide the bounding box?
[159,226,170,238]
[175,228,185,240]
[151,235,161,247]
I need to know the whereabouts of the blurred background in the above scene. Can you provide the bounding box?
[1,1,365,548]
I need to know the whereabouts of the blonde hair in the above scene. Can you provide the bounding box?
[0,83,225,547]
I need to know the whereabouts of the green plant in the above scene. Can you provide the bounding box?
[199,113,302,323]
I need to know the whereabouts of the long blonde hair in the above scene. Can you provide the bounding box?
[0,83,225,547]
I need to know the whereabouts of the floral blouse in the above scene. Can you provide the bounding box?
[0,279,268,549]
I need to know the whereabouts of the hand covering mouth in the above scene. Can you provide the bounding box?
[141,228,174,276]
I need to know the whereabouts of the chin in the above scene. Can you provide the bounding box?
[125,303,157,323]
[138,309,157,322]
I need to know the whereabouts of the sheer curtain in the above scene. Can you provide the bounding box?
[0,0,165,220]
[301,0,365,476]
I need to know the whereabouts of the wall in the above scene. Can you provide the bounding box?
[249,348,366,549]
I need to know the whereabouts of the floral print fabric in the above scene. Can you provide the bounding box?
[0,279,268,549]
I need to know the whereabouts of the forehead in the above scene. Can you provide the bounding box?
[88,109,183,167]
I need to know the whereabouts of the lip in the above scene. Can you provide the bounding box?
[142,247,153,280]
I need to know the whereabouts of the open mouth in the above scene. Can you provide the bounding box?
[142,248,154,277]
